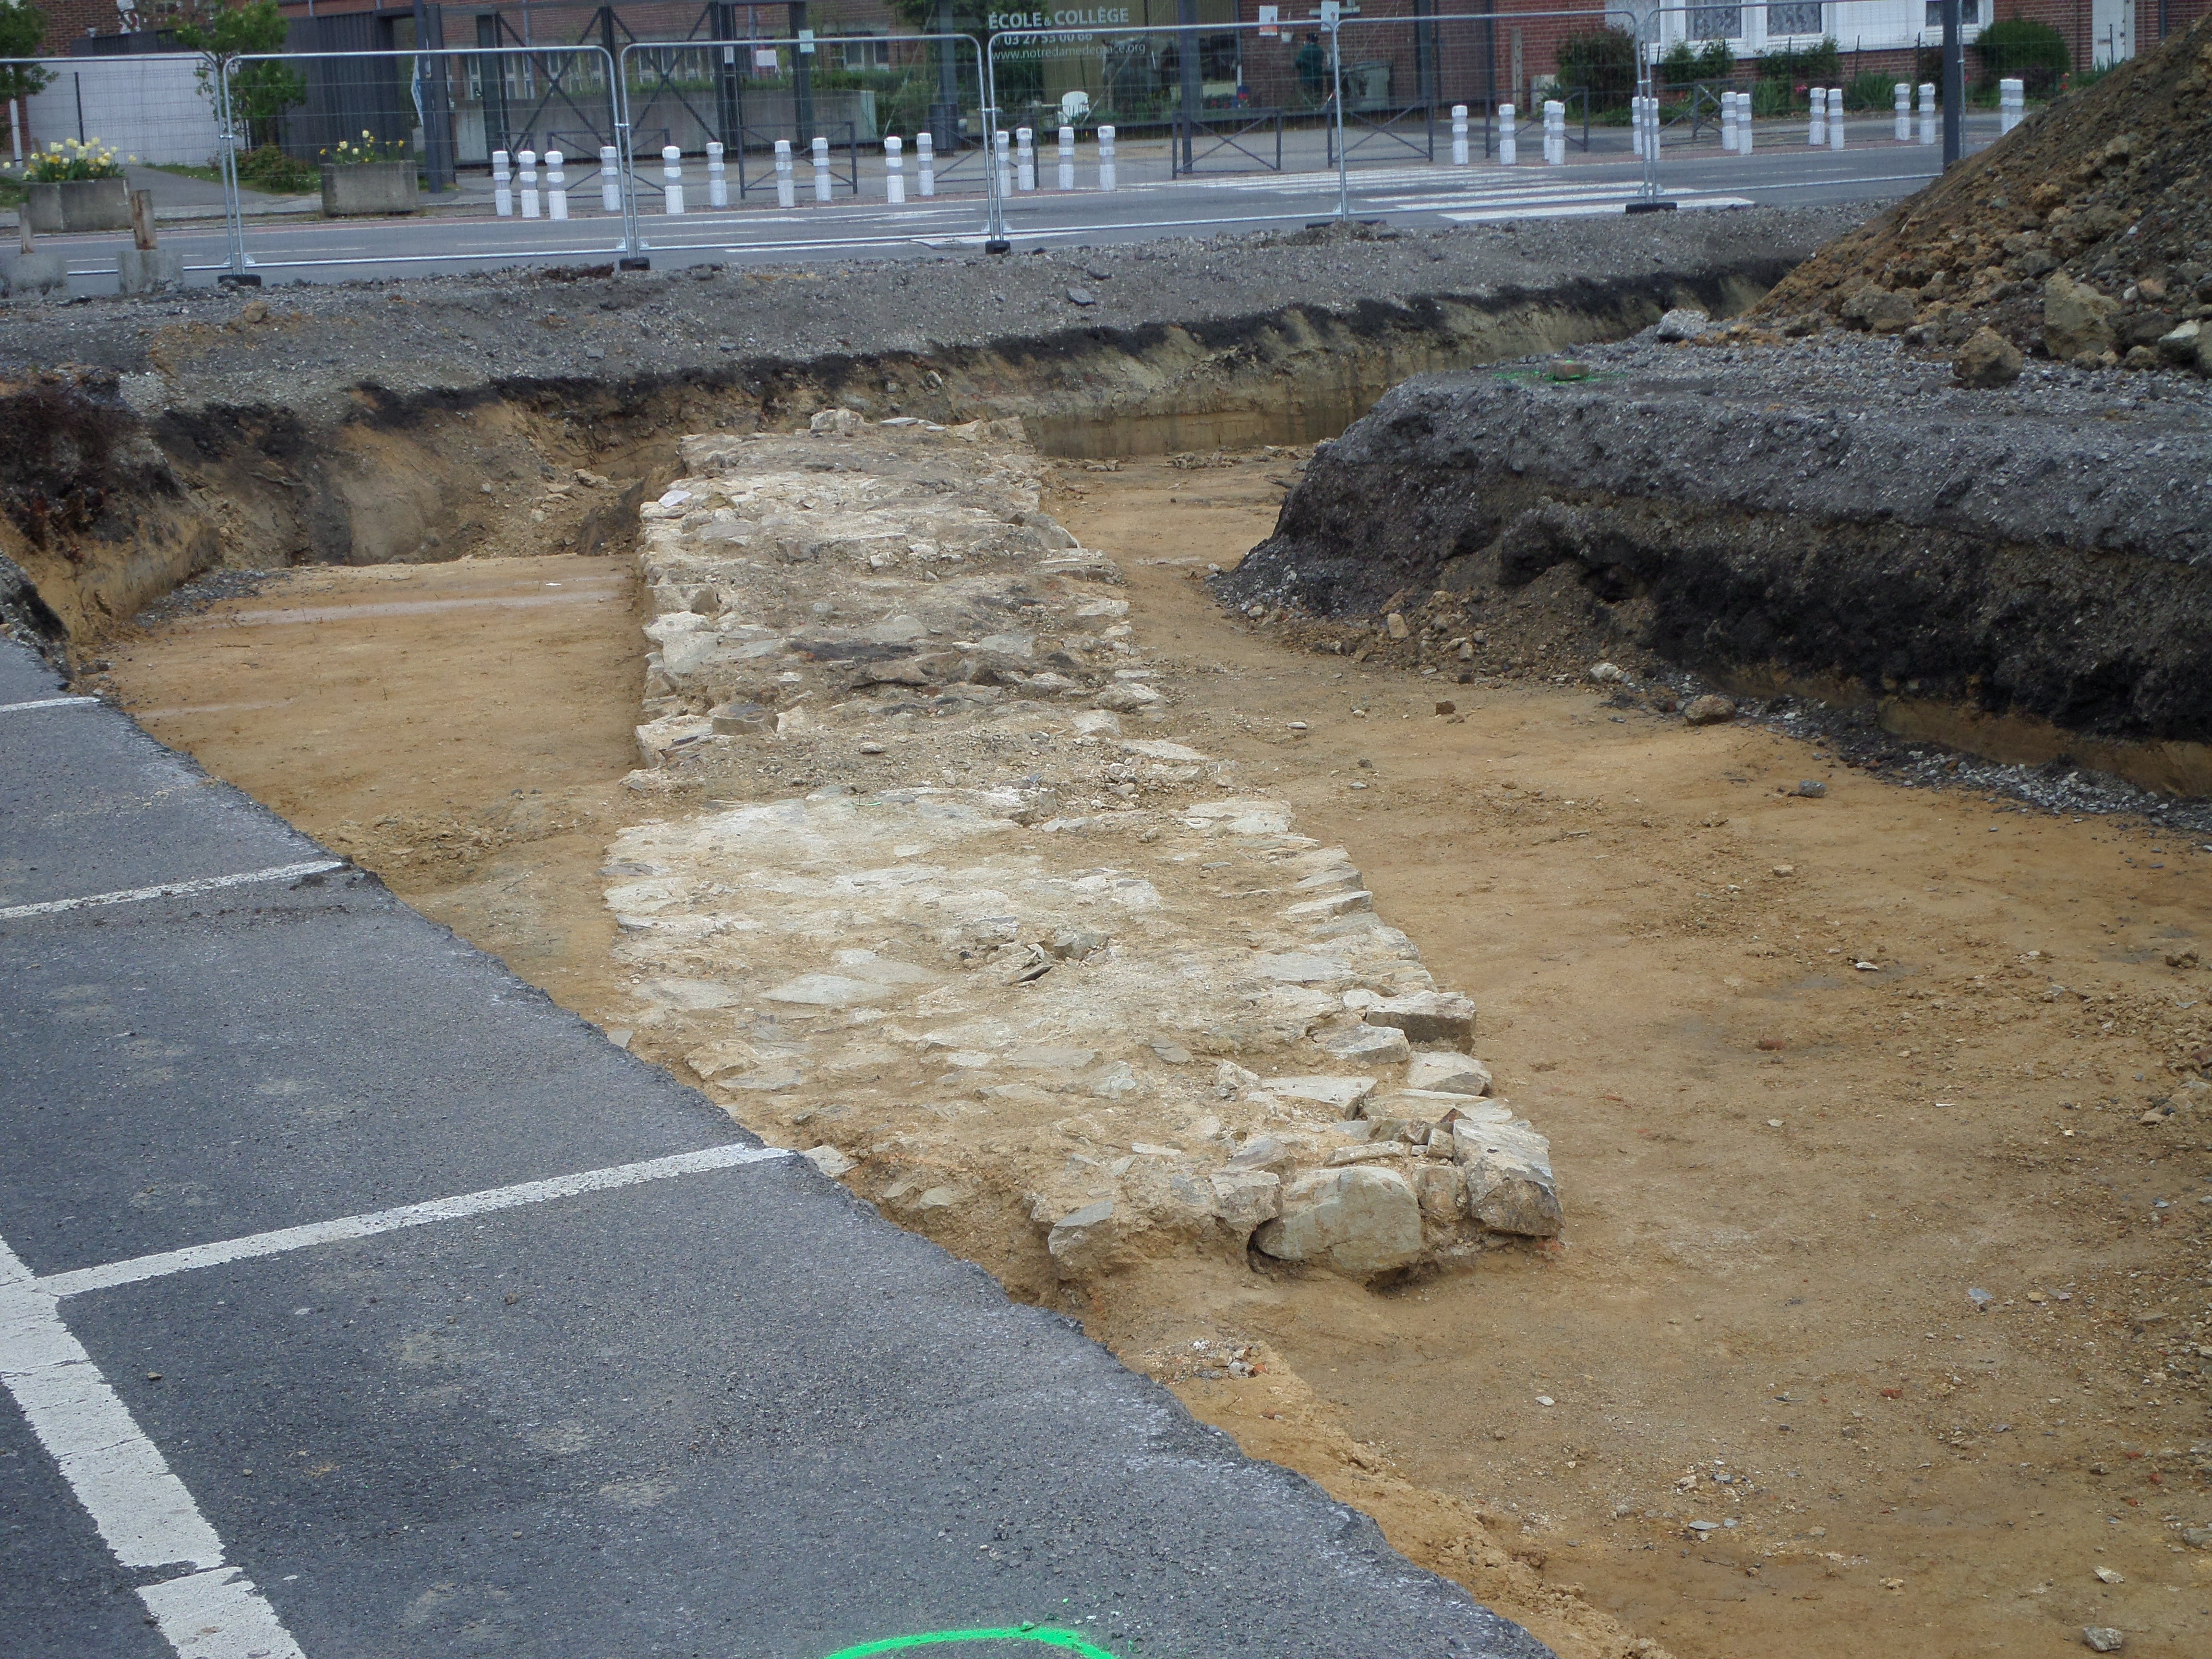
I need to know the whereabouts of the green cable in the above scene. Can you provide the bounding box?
[817,1627,1122,1659]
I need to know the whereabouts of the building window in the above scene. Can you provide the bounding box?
[1767,1,1823,35]
[1690,4,1743,38]
[1923,0,1981,22]
[843,35,891,70]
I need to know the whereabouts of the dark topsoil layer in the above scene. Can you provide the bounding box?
[1223,329,2212,753]
[1,206,1860,420]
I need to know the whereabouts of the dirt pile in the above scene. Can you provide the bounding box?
[1759,17,2212,370]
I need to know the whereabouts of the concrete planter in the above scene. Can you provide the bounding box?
[319,160,419,217]
[25,178,133,234]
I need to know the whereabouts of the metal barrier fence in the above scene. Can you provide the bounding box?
[4,8,2015,292]
[610,34,991,265]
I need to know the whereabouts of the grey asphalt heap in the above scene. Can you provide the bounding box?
[0,635,1549,1658]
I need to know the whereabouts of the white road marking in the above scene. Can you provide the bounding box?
[0,860,348,922]
[0,1232,306,1659]
[38,1142,795,1299]
[0,696,98,714]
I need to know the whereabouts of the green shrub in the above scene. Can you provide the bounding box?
[234,144,319,192]
[1974,16,2068,96]
[1750,77,1798,117]
[1555,25,1638,104]
[1759,35,1840,84]
[1844,70,1897,110]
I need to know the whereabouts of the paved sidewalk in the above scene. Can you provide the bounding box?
[0,636,1549,1659]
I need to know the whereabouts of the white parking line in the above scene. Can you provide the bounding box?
[0,860,348,922]
[0,696,98,715]
[3,1142,793,1657]
[38,1142,795,1299]
[0,1232,306,1659]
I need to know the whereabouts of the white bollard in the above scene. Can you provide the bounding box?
[1893,82,1911,142]
[661,145,685,216]
[600,145,623,214]
[916,131,936,197]
[1999,76,2024,135]
[995,129,1012,198]
[1720,92,1736,153]
[886,135,906,204]
[1545,99,1565,166]
[1016,126,1035,192]
[1827,86,1844,150]
[546,150,568,220]
[811,135,832,204]
[1498,102,1516,166]
[1058,124,1074,191]
[493,148,513,216]
[1808,88,1826,145]
[1451,103,1469,166]
[1631,94,1645,158]
[707,141,728,208]
[1740,92,1755,154]
[774,139,796,208]
[1648,93,1662,158]
[1918,82,1936,145]
[1097,123,1116,191]
[518,148,540,219]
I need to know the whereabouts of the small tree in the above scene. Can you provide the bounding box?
[0,0,56,109]
[163,0,303,149]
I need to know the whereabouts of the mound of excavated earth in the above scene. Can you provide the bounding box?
[1220,332,2212,786]
[1758,16,2212,374]
[604,415,1559,1300]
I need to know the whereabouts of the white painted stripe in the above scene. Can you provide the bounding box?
[0,860,347,922]
[38,1142,795,1299]
[139,1566,308,1659]
[0,695,98,714]
[0,1231,306,1659]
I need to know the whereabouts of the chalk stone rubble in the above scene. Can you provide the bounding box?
[607,412,1561,1286]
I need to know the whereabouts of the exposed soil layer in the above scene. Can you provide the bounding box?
[1756,18,2212,362]
[0,205,1853,665]
[106,450,2212,1659]
[1223,331,2212,790]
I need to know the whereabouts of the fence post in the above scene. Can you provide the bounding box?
[520,149,541,218]
[1451,103,1469,166]
[916,130,935,197]
[1057,124,1074,191]
[1097,123,1116,191]
[217,63,253,285]
[1498,101,1515,165]
[1827,86,1844,149]
[811,135,831,203]
[775,138,796,207]
[707,140,728,207]
[494,149,513,216]
[661,146,684,215]
[547,151,569,220]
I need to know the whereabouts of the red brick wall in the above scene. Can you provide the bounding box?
[35,0,135,55]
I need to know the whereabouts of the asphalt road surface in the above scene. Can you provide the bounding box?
[0,633,1553,1659]
[32,115,1995,292]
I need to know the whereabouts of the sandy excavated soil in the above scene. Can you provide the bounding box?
[103,444,2212,1659]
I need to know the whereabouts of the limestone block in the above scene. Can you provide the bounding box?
[1047,1198,1119,1272]
[1252,1167,1425,1278]
[1208,1168,1283,1228]
[1406,1051,1492,1095]
[1363,990,1476,1049]
[1453,1119,1563,1237]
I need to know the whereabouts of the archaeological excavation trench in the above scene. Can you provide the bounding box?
[9,210,2212,1659]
